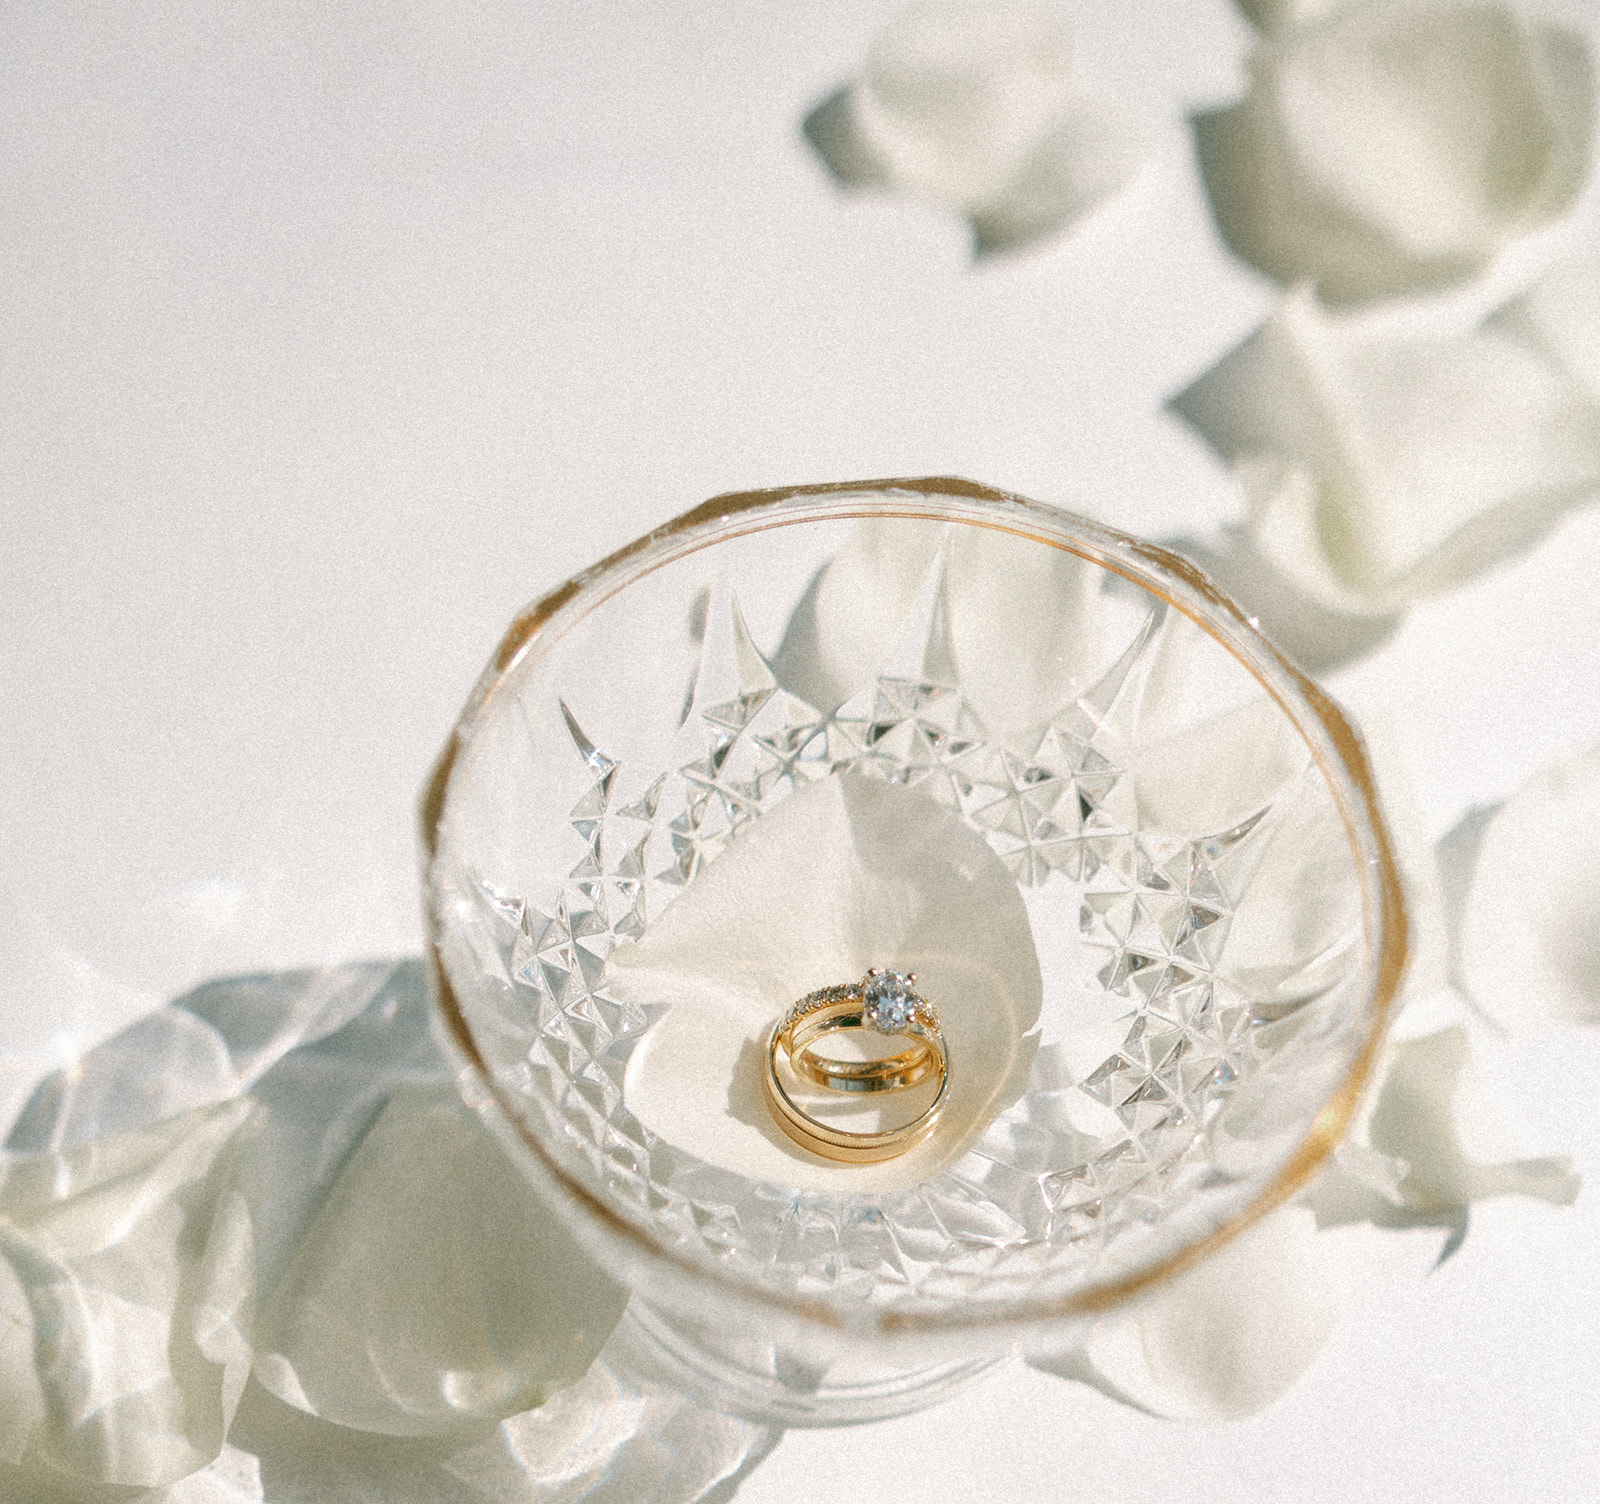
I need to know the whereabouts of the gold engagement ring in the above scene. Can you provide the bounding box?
[763,969,950,1163]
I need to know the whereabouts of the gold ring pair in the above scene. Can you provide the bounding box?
[763,969,949,1163]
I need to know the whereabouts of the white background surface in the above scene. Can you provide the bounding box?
[4,2,1600,1498]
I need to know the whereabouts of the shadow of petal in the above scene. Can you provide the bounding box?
[801,85,886,189]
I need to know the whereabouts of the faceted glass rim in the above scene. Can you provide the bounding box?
[420,477,1409,1336]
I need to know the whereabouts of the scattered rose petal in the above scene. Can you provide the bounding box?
[4,960,640,1459]
[252,1081,628,1438]
[1133,1205,1341,1418]
[1171,285,1600,624]
[149,1444,263,1504]
[1031,1013,1576,1418]
[1029,1206,1342,1420]
[1433,799,1502,984]
[67,969,775,1504]
[227,963,446,1308]
[472,1313,781,1504]
[172,1310,777,1504]
[5,961,403,1154]
[1195,0,1593,303]
[0,1099,259,1493]
[5,960,446,1307]
[1369,1026,1580,1209]
[804,2,1146,255]
[1454,741,1600,1026]
[1305,1026,1579,1244]
[1298,1136,1413,1230]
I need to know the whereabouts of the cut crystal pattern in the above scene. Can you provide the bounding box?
[452,559,1353,1314]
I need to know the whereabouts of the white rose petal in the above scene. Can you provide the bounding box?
[1369,1027,1579,1211]
[1299,1136,1413,1229]
[1455,741,1600,1026]
[1195,0,1593,303]
[6,959,638,1456]
[774,515,1104,746]
[1127,688,1309,839]
[1305,1024,1579,1241]
[804,2,1145,254]
[14,954,774,1500]
[0,1099,259,1493]
[1211,766,1362,1011]
[1032,1016,1577,1419]
[609,771,1041,1192]
[182,1314,777,1504]
[6,959,448,1312]
[1029,1206,1342,1420]
[4,961,402,1154]
[774,517,949,714]
[1486,253,1600,407]
[252,1081,628,1438]
[1161,513,1405,674]
[1164,697,1447,1028]
[147,1444,263,1504]
[1032,1016,1575,1419]
[481,1314,780,1504]
[1133,1206,1342,1419]
[1172,285,1600,619]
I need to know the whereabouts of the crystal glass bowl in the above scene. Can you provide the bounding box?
[423,479,1407,1423]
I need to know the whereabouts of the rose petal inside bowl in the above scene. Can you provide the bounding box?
[610,772,1041,1192]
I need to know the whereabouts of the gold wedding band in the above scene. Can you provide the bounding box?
[763,969,949,1163]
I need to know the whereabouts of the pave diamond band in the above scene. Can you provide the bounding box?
[784,969,941,1091]
[764,970,950,1163]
